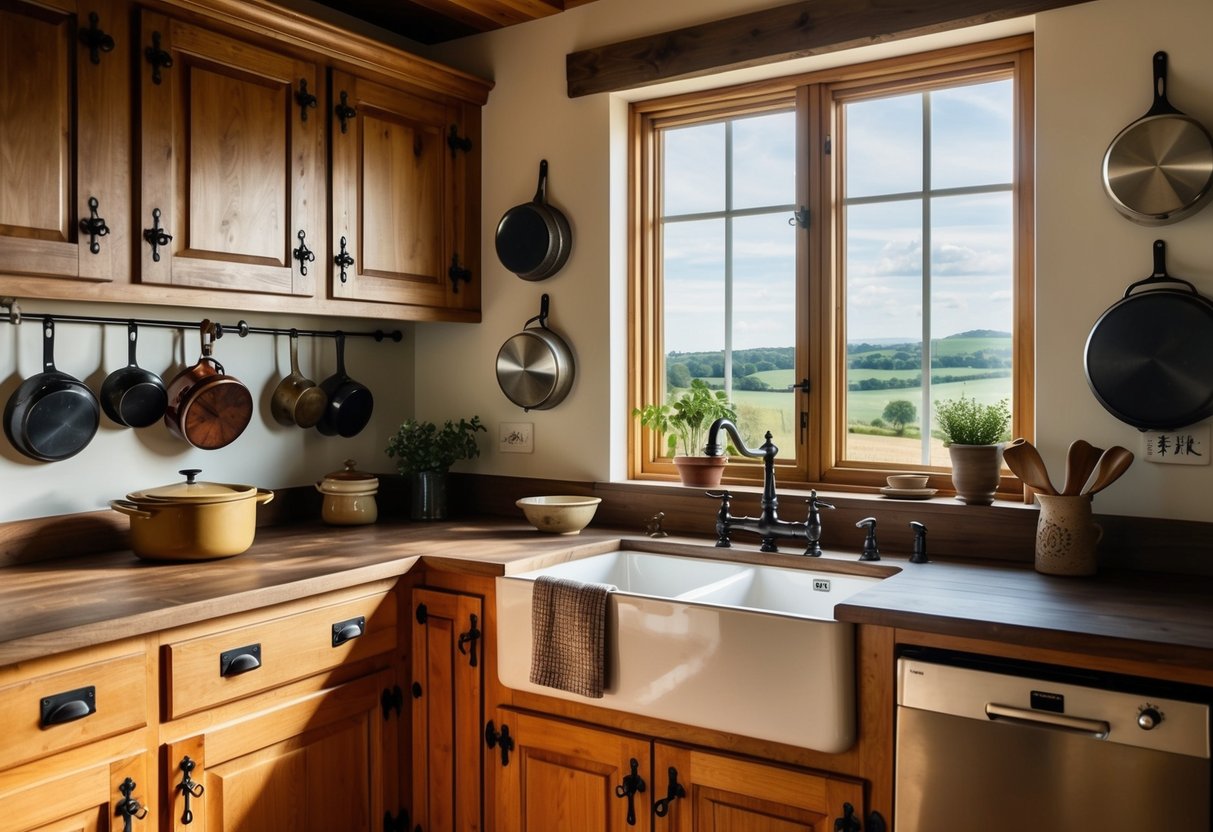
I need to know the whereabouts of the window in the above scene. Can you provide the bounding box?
[631,38,1034,489]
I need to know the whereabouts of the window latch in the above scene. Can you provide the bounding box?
[792,378,810,393]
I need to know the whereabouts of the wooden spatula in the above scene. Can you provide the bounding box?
[1062,439,1104,495]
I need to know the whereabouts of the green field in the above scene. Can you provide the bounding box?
[847,377,1011,425]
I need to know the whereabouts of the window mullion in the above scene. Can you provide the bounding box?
[724,121,734,405]
[920,90,933,467]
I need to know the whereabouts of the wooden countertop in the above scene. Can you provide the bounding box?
[2,517,1211,673]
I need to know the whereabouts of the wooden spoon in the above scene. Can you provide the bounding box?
[1062,439,1104,495]
[1002,438,1057,495]
[1082,446,1134,496]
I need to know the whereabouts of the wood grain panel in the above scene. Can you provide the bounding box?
[567,0,1083,97]
[0,749,146,832]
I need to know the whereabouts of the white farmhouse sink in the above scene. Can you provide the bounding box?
[496,545,886,753]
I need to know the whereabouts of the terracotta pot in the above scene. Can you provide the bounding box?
[673,455,727,488]
[110,469,273,560]
[948,444,1003,505]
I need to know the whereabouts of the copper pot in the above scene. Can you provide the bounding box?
[164,320,253,449]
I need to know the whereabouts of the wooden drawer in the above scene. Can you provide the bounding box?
[164,589,397,720]
[0,647,149,773]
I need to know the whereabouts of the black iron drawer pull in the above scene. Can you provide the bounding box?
[218,643,261,677]
[332,615,365,647]
[40,685,96,727]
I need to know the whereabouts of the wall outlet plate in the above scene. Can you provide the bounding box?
[1141,424,1210,465]
[499,422,533,454]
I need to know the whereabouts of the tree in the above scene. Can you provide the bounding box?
[882,400,917,435]
[667,362,692,389]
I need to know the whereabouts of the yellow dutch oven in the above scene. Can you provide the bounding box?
[110,468,274,560]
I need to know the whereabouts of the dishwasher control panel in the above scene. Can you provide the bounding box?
[898,658,1210,758]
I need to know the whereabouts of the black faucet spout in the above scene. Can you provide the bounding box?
[705,419,806,553]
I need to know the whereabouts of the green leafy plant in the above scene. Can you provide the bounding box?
[386,416,486,475]
[934,395,1011,446]
[633,379,738,457]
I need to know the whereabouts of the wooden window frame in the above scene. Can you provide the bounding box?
[629,36,1035,496]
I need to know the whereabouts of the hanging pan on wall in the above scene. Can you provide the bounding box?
[1084,240,1213,430]
[496,294,575,411]
[495,160,572,280]
[1102,51,1213,225]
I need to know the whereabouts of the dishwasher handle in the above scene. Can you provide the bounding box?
[985,703,1110,738]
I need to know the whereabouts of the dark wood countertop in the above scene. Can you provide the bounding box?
[2,516,1211,674]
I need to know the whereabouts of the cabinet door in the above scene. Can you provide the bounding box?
[492,709,652,832]
[0,0,129,282]
[163,671,390,832]
[411,588,484,832]
[653,743,865,832]
[138,12,322,296]
[0,751,149,832]
[331,71,476,311]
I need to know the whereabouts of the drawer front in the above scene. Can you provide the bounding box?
[164,591,396,720]
[0,651,148,773]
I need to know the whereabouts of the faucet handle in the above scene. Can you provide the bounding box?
[805,489,835,511]
[856,516,880,561]
[909,521,928,563]
[704,490,732,500]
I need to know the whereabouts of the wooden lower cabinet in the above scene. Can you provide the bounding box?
[490,709,865,832]
[0,750,149,832]
[411,588,484,832]
[162,670,393,832]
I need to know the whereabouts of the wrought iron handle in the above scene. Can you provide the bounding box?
[177,756,204,825]
[652,766,685,818]
[381,685,404,719]
[335,91,356,133]
[40,685,97,727]
[218,644,261,677]
[294,78,317,122]
[834,802,861,832]
[142,208,171,262]
[331,615,365,647]
[293,230,315,275]
[448,253,472,294]
[335,236,354,283]
[79,12,115,65]
[145,31,172,85]
[117,777,148,831]
[484,720,514,766]
[457,614,481,666]
[79,196,110,254]
[789,206,810,228]
[614,758,646,826]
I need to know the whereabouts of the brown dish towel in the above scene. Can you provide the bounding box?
[529,575,614,698]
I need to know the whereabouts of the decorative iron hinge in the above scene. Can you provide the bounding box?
[381,685,403,720]
[447,124,472,156]
[448,254,472,294]
[484,720,514,766]
[79,12,115,65]
[144,31,172,85]
[295,78,317,122]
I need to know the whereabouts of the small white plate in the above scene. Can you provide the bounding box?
[880,486,938,500]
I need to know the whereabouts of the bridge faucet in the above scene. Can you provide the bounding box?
[704,418,820,553]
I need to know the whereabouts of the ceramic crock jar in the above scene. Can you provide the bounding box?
[315,459,379,526]
[110,468,274,560]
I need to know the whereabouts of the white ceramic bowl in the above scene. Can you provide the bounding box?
[516,495,602,534]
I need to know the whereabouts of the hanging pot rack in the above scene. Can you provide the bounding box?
[0,298,402,342]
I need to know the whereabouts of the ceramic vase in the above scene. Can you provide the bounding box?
[410,471,448,521]
[1035,494,1102,576]
[948,443,1003,505]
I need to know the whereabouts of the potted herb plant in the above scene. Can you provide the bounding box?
[633,379,738,487]
[386,416,486,519]
[934,395,1011,505]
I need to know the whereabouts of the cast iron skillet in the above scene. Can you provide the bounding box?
[100,322,168,428]
[317,332,374,437]
[4,318,100,461]
[495,160,572,281]
[1084,240,1213,429]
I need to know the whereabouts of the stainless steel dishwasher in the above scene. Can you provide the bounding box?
[895,652,1210,830]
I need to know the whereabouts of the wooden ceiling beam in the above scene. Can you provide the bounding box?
[566,0,1092,97]
[407,0,562,30]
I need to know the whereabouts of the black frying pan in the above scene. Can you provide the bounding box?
[100,322,168,428]
[3,318,100,461]
[495,160,572,281]
[1084,240,1213,429]
[316,332,374,437]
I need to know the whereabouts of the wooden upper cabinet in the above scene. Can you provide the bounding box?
[330,70,479,312]
[0,0,130,283]
[137,12,323,297]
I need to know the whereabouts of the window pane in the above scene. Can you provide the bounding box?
[928,192,1014,466]
[663,216,725,371]
[843,200,925,464]
[663,123,724,216]
[732,111,796,211]
[931,80,1013,190]
[845,94,922,199]
[732,213,797,450]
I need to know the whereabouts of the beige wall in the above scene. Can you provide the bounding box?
[419,0,1213,522]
